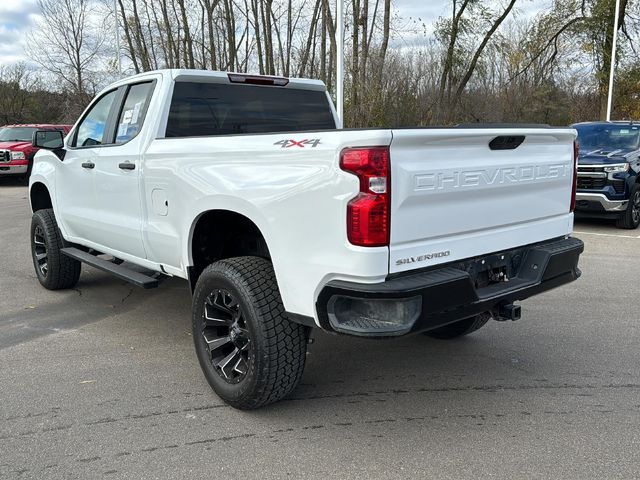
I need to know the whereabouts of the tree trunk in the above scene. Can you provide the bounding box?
[176,0,195,68]
[117,0,141,73]
[437,0,471,122]
[351,0,361,123]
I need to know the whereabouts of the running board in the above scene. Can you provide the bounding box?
[61,247,159,289]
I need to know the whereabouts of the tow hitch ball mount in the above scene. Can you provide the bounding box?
[493,302,521,321]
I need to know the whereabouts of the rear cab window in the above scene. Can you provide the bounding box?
[165,82,336,137]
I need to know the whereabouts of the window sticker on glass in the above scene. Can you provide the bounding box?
[117,123,128,137]
[115,82,153,144]
[131,102,142,124]
[611,129,636,136]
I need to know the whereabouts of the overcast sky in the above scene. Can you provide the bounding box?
[0,0,548,67]
[0,0,38,65]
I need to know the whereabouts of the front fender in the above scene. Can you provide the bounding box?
[29,151,73,240]
[625,172,638,195]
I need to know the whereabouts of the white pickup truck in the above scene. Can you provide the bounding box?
[29,69,583,409]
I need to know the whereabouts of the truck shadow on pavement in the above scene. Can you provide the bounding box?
[0,176,28,187]
[573,217,618,229]
[281,327,555,409]
[0,270,191,350]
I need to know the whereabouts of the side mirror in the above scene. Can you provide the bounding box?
[33,130,64,149]
[32,130,65,160]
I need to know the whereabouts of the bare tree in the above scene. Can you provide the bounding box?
[0,64,36,125]
[27,0,106,97]
[19,0,640,129]
[435,0,517,122]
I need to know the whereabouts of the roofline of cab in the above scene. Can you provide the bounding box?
[101,69,327,95]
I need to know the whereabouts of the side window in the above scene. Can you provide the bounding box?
[74,90,118,147]
[115,82,154,144]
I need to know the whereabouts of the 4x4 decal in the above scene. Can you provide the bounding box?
[274,139,321,148]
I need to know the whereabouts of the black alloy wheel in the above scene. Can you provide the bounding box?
[33,224,48,277]
[631,189,640,225]
[192,256,307,409]
[202,288,251,384]
[30,208,81,290]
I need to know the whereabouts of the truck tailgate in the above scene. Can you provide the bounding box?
[389,128,576,274]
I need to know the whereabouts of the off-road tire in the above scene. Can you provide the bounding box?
[616,183,640,229]
[30,208,81,290]
[424,313,490,339]
[192,256,307,409]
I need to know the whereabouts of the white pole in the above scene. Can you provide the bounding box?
[114,0,122,74]
[336,0,344,127]
[606,0,621,121]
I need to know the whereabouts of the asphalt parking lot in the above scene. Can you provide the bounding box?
[1,176,639,479]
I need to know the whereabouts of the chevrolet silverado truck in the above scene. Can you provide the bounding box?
[28,69,583,409]
[0,124,72,180]
[573,121,640,229]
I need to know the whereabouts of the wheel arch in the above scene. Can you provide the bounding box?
[187,209,273,291]
[30,181,53,213]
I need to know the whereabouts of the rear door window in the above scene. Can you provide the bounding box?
[115,82,154,144]
[165,82,336,137]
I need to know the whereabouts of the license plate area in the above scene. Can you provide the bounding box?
[453,248,527,290]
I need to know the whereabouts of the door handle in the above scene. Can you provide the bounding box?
[119,162,135,170]
[81,162,95,169]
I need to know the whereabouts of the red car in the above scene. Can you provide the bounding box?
[0,124,72,180]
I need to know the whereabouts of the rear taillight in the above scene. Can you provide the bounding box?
[570,140,579,212]
[340,147,390,247]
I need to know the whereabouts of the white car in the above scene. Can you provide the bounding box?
[28,69,584,409]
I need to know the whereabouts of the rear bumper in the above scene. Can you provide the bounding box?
[0,164,28,176]
[315,237,584,337]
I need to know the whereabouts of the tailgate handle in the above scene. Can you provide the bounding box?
[489,136,525,150]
